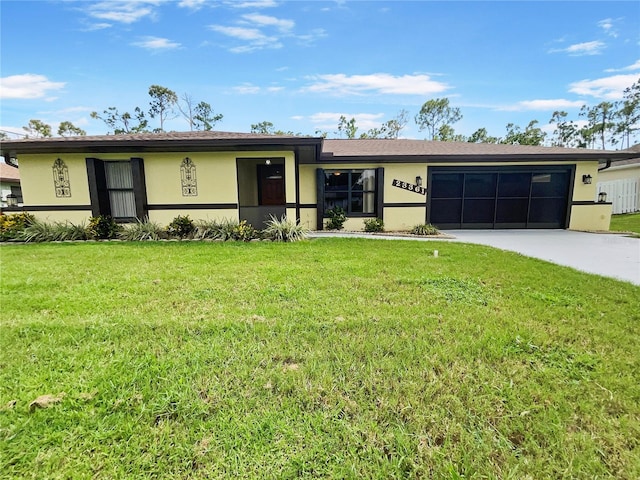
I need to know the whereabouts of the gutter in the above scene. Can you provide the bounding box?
[598,159,612,172]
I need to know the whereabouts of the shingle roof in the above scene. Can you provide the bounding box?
[0,162,20,182]
[1,131,635,162]
[322,138,618,158]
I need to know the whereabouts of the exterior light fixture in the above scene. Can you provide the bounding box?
[265,159,271,165]
[416,176,423,186]
[598,191,608,203]
[582,174,592,185]
[6,194,18,207]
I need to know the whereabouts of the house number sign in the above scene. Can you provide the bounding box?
[392,179,426,195]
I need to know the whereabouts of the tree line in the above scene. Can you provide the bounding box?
[6,78,638,150]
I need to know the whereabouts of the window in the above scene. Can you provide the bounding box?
[10,186,23,204]
[324,169,376,215]
[105,161,136,218]
[86,157,147,221]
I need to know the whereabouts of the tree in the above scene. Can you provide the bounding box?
[90,107,149,134]
[500,120,546,146]
[177,95,223,131]
[57,121,86,137]
[23,119,52,138]
[251,121,275,134]
[193,101,223,131]
[467,127,499,144]
[148,85,178,132]
[337,115,358,139]
[580,102,616,149]
[548,111,579,148]
[415,98,462,140]
[360,109,410,139]
[615,79,640,149]
[434,124,466,142]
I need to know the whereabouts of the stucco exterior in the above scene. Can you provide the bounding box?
[1,132,635,232]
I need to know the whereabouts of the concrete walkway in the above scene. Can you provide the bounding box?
[310,230,640,285]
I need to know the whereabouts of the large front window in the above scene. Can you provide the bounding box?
[324,169,376,215]
[105,161,136,218]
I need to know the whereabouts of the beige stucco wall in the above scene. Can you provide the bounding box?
[597,164,640,183]
[17,152,611,232]
[18,154,91,207]
[569,203,612,231]
[29,210,92,224]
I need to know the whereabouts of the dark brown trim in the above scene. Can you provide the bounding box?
[285,203,296,209]
[130,157,148,219]
[299,204,316,209]
[294,148,301,223]
[383,203,426,208]
[571,201,613,206]
[376,167,384,220]
[314,151,635,164]
[316,168,325,230]
[86,157,108,217]
[1,205,92,212]
[147,203,238,210]
[2,137,324,156]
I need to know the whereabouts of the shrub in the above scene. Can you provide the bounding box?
[363,217,384,233]
[193,218,243,241]
[166,215,195,239]
[325,206,346,230]
[88,215,120,240]
[263,215,309,242]
[410,223,440,236]
[119,218,165,241]
[232,220,257,242]
[19,219,88,242]
[0,212,35,241]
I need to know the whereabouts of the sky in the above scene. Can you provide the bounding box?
[1,0,639,145]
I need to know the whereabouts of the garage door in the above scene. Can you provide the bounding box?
[427,166,573,229]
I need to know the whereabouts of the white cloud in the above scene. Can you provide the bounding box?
[229,0,278,8]
[569,74,638,100]
[241,13,294,32]
[303,73,450,96]
[132,36,181,50]
[0,74,65,99]
[232,83,262,94]
[209,25,281,52]
[550,40,605,56]
[178,0,207,10]
[500,99,585,112]
[605,60,640,73]
[598,18,619,38]
[84,1,162,24]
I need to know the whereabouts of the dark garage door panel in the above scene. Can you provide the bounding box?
[428,167,572,229]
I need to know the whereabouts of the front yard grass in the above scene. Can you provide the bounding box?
[1,239,639,479]
[610,212,640,235]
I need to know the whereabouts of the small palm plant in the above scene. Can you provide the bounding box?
[263,215,309,242]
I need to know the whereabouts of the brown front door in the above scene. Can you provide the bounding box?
[258,164,285,205]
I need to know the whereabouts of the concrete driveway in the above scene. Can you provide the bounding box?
[444,230,640,286]
[310,230,640,285]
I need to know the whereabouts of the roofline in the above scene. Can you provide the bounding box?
[317,151,637,163]
[0,136,324,157]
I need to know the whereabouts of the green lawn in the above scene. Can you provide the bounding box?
[610,212,640,234]
[1,240,639,479]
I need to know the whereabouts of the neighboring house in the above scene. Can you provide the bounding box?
[0,131,635,231]
[0,161,22,208]
[597,144,640,214]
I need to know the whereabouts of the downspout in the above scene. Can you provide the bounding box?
[598,159,612,172]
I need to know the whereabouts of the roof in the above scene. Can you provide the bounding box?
[321,138,635,162]
[0,131,323,156]
[0,162,20,182]
[1,131,636,163]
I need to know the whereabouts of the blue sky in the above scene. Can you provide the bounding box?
[1,0,638,144]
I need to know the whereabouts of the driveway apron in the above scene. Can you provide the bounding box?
[443,230,640,286]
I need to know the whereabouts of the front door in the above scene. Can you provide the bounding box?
[258,164,285,205]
